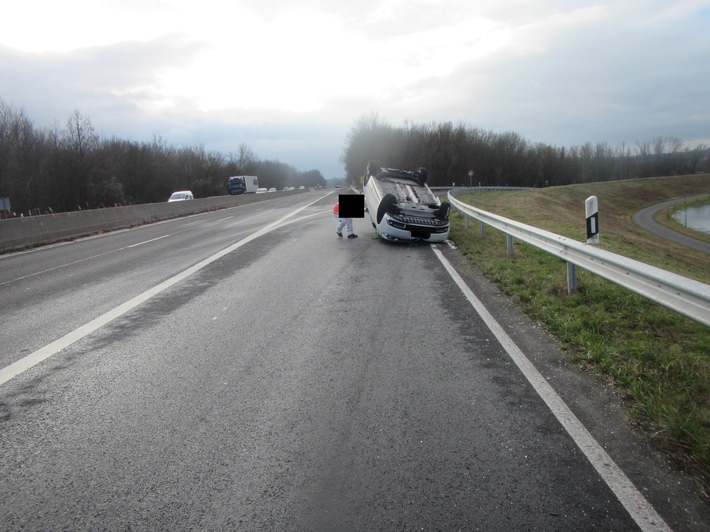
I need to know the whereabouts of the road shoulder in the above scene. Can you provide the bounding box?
[436,241,710,531]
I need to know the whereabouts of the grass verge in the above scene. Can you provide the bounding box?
[448,174,710,496]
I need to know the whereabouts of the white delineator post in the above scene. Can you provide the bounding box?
[586,195,599,244]
[569,195,601,293]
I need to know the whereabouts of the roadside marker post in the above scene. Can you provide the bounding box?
[586,196,600,244]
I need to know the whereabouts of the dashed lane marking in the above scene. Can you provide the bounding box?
[0,194,330,387]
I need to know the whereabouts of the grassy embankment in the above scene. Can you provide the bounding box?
[449,174,710,495]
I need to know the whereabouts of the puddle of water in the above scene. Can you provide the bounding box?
[672,205,710,233]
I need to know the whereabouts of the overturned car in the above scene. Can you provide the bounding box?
[363,162,450,243]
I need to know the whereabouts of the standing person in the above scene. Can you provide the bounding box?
[333,201,358,239]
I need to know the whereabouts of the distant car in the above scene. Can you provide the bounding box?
[256,188,268,194]
[299,186,305,190]
[167,190,194,202]
[363,162,450,243]
[268,187,276,193]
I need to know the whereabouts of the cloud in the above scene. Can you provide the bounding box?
[400,1,710,147]
[0,35,207,121]
[1,0,709,178]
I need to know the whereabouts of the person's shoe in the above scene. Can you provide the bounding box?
[347,234,358,239]
[337,232,343,237]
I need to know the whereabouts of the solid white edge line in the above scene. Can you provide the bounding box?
[0,194,330,387]
[431,246,671,532]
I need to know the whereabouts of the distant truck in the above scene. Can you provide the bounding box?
[228,175,259,195]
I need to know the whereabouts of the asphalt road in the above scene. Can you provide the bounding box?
[1,191,708,530]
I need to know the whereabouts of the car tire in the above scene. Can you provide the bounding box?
[415,167,428,185]
[436,202,451,220]
[377,193,398,224]
[366,161,379,178]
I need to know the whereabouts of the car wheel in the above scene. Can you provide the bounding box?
[415,167,428,185]
[436,202,451,220]
[366,161,379,178]
[377,193,398,224]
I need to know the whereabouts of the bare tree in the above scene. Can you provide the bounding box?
[56,110,102,210]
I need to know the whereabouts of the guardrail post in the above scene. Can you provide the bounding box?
[465,214,470,228]
[507,235,514,257]
[567,262,577,294]
[479,221,485,238]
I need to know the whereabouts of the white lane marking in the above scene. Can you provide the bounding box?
[0,195,330,387]
[432,247,670,532]
[127,235,171,248]
[1,234,174,286]
[1,211,270,286]
[199,216,234,226]
[280,209,332,225]
[0,248,125,286]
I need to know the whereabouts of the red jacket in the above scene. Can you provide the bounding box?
[333,202,339,216]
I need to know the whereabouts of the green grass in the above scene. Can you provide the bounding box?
[449,174,710,495]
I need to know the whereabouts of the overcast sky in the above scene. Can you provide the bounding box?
[1,0,709,178]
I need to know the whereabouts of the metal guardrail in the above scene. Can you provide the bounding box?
[447,191,710,328]
[430,186,532,192]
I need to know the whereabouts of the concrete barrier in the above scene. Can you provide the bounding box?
[0,192,297,253]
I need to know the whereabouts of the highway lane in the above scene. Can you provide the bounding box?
[0,192,329,371]
[1,192,707,530]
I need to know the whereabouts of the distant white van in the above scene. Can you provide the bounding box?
[168,190,194,202]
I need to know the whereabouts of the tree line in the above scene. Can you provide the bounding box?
[0,99,326,217]
[4,100,708,217]
[341,114,710,188]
